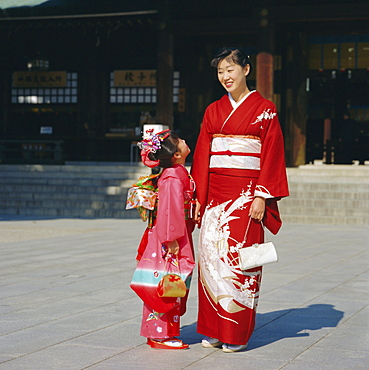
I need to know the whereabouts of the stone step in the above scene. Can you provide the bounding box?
[0,163,150,179]
[287,164,369,177]
[0,163,149,219]
[286,166,369,184]
[0,205,139,219]
[0,183,134,194]
[280,214,369,226]
[0,163,367,223]
[287,175,369,184]
[279,201,368,217]
[0,190,129,201]
[0,198,130,210]
[281,165,369,224]
[287,182,369,192]
[287,190,369,200]
[0,177,136,188]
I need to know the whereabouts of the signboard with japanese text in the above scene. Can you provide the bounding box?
[13,71,67,87]
[113,70,156,87]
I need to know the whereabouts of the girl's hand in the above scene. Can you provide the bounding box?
[193,199,202,227]
[249,196,266,221]
[167,240,179,255]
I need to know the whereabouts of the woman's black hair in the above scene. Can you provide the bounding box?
[148,130,180,168]
[211,47,252,74]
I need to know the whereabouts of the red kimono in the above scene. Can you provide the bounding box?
[191,91,289,345]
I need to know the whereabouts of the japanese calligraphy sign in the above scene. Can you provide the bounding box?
[113,70,157,87]
[13,71,67,87]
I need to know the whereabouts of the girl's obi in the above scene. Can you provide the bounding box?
[209,134,261,170]
[126,173,160,226]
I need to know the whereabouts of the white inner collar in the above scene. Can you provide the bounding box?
[228,90,256,109]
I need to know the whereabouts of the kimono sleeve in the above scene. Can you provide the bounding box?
[156,175,186,244]
[191,108,213,213]
[257,105,289,234]
[257,105,289,200]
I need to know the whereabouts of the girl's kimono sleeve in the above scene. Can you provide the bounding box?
[191,108,213,214]
[257,105,289,234]
[156,175,186,244]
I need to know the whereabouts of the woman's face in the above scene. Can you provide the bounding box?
[217,59,249,97]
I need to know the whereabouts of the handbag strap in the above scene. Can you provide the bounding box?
[240,217,266,248]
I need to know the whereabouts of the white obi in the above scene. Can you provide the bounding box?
[209,135,261,170]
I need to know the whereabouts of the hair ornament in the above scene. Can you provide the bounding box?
[137,129,170,153]
[137,129,170,168]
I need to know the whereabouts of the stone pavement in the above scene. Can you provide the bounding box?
[0,216,368,370]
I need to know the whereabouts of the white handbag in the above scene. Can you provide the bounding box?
[237,217,278,270]
[238,241,278,270]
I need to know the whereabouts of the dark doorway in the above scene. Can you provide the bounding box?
[307,69,369,164]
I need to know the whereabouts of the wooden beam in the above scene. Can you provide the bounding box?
[271,3,369,23]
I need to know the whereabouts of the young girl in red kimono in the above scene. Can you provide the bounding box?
[191,47,289,352]
[130,129,196,350]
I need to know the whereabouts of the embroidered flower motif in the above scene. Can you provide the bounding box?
[199,184,263,315]
[251,109,277,125]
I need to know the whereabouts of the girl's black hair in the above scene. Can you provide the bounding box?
[211,47,252,74]
[148,130,180,168]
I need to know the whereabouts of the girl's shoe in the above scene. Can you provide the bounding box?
[201,336,223,348]
[222,343,248,353]
[147,338,189,350]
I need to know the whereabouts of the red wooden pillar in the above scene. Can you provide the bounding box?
[256,52,274,102]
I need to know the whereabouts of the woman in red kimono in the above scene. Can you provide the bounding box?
[191,47,289,352]
[130,130,196,349]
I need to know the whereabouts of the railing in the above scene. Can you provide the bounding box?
[0,140,63,164]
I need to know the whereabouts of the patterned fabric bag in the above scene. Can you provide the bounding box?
[157,258,187,298]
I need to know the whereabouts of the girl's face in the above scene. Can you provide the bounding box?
[173,138,190,164]
[217,59,249,98]
[177,138,190,157]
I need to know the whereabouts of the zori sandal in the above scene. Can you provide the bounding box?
[201,336,223,348]
[147,338,189,349]
[222,343,248,353]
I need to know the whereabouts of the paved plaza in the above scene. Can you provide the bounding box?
[0,216,368,369]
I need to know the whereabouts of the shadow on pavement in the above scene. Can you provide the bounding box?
[178,304,344,348]
[250,303,344,349]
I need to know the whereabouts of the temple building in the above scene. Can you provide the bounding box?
[1,0,368,166]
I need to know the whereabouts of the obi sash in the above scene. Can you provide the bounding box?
[209,134,261,170]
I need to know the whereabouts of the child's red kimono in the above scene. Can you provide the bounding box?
[191,91,289,345]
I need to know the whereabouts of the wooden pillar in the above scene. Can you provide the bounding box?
[256,52,274,101]
[284,34,308,167]
[156,0,173,127]
[0,71,8,138]
[256,4,274,102]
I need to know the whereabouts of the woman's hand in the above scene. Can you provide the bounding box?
[167,240,179,255]
[249,196,266,221]
[193,199,202,227]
